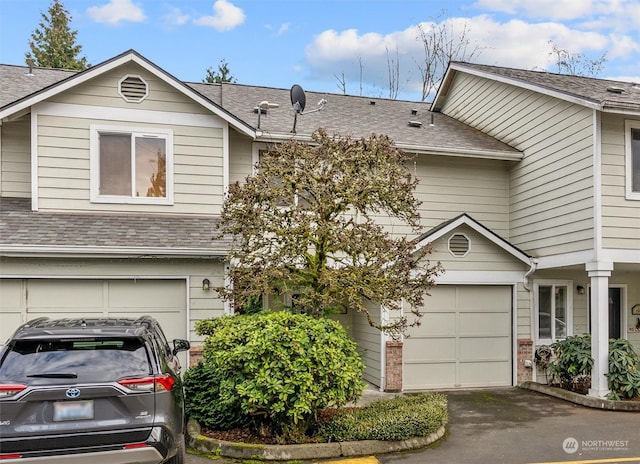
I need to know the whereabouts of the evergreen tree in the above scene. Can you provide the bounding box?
[25,0,89,70]
[202,59,236,83]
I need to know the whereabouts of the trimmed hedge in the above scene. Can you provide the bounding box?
[318,393,448,442]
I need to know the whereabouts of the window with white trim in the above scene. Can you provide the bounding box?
[625,120,640,200]
[534,281,573,343]
[90,125,173,204]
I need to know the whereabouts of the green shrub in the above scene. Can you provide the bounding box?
[318,393,448,442]
[183,361,250,430]
[546,334,593,392]
[195,312,365,442]
[607,338,640,400]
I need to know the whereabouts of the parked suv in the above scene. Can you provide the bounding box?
[0,316,190,463]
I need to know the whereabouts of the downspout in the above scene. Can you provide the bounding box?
[522,258,538,292]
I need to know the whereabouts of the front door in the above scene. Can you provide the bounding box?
[609,287,622,339]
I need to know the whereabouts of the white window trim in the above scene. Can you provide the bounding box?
[90,124,174,205]
[533,280,573,345]
[624,119,640,200]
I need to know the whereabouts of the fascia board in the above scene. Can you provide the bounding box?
[433,63,603,112]
[0,245,227,258]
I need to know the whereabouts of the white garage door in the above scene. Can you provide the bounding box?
[404,285,512,390]
[0,279,187,348]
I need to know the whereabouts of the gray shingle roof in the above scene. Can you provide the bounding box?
[0,197,230,256]
[444,62,640,111]
[0,64,76,108]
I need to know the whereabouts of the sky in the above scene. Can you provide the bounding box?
[1,0,639,101]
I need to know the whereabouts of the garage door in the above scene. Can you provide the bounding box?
[0,279,187,350]
[404,285,512,389]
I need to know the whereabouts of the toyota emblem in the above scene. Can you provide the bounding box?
[65,388,81,399]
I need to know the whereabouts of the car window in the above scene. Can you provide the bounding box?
[0,337,152,384]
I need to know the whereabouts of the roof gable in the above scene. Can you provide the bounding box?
[0,50,255,137]
[433,62,640,115]
[415,213,531,265]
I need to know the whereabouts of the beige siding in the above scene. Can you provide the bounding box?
[229,130,253,185]
[36,114,224,214]
[1,116,31,198]
[428,225,528,272]
[600,114,640,249]
[516,282,532,339]
[353,301,382,387]
[375,155,511,239]
[0,256,225,344]
[440,74,595,256]
[49,64,210,115]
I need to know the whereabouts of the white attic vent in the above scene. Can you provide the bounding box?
[118,75,148,103]
[448,233,470,257]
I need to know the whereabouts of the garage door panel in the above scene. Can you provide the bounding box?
[404,362,456,390]
[459,312,510,335]
[459,361,512,387]
[404,337,456,362]
[459,337,511,361]
[414,312,456,336]
[457,286,506,310]
[27,280,104,309]
[107,280,185,309]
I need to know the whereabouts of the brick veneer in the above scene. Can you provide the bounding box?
[385,340,403,392]
[517,338,534,384]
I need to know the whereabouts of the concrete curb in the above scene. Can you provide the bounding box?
[520,382,640,411]
[186,419,446,461]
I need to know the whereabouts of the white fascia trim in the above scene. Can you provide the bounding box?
[394,143,523,161]
[434,270,525,284]
[255,133,523,162]
[444,63,603,111]
[535,250,596,269]
[603,249,640,264]
[37,102,223,128]
[0,246,227,258]
[0,52,256,138]
[415,215,531,264]
[31,107,38,211]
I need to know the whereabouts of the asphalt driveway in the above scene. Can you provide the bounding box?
[187,387,640,464]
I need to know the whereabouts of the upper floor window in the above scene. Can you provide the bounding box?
[90,125,173,204]
[534,280,573,343]
[625,120,640,200]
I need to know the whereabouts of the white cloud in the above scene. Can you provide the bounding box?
[304,13,623,97]
[194,0,245,31]
[86,0,145,25]
[163,7,190,27]
[277,23,290,35]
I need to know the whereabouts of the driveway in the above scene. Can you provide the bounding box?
[187,387,640,464]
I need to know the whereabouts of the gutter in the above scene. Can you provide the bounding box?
[0,245,227,259]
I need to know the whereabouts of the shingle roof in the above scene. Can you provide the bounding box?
[0,197,230,256]
[0,64,76,108]
[440,62,640,112]
[188,82,519,156]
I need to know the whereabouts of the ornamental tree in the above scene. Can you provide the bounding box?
[217,128,441,338]
[25,0,89,70]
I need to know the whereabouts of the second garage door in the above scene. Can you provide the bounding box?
[403,285,512,390]
[0,278,187,347]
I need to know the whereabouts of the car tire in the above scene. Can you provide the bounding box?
[165,434,185,464]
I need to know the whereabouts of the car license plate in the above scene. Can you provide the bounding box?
[53,400,94,421]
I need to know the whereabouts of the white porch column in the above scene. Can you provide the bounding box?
[586,261,613,398]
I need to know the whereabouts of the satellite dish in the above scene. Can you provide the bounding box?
[290,84,306,113]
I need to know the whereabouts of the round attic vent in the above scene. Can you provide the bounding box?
[448,233,470,257]
[118,75,148,103]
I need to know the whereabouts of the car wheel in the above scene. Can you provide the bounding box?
[165,435,185,464]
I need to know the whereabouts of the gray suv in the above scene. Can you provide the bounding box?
[0,316,190,463]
